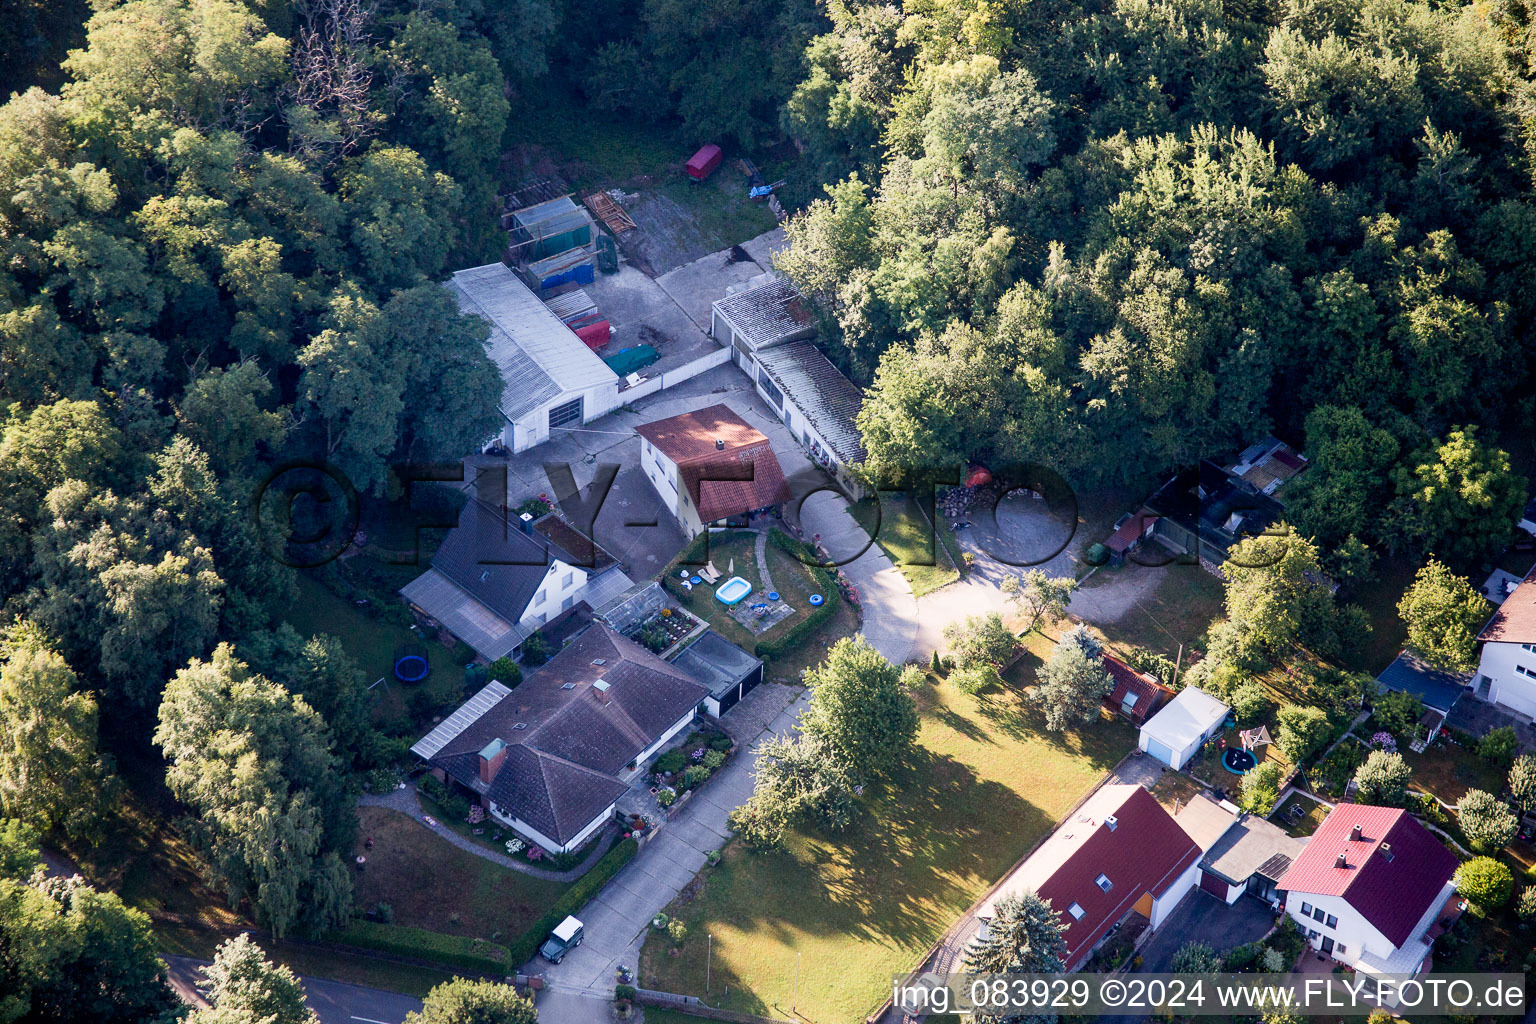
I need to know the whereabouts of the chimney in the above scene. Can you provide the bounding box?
[1334,853,1348,869]
[1105,815,1118,832]
[715,438,725,451]
[1379,842,1393,862]
[1350,823,1363,841]
[479,738,508,784]
[519,512,534,535]
[594,678,611,703]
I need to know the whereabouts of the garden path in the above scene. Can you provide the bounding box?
[358,787,615,883]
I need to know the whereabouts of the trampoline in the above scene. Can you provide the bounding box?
[394,643,430,682]
[1222,748,1257,774]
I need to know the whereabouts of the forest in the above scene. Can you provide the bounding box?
[0,0,1534,1017]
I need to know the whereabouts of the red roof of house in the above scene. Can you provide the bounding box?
[1105,514,1147,555]
[1478,567,1536,644]
[1101,654,1172,724]
[636,405,792,522]
[984,785,1200,970]
[1274,804,1458,948]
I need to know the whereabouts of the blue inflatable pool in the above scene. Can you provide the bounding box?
[715,576,753,605]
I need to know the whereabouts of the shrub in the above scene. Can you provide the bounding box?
[1457,789,1518,850]
[419,775,448,802]
[520,631,551,667]
[654,749,688,776]
[375,901,394,924]
[1517,886,1536,925]
[702,749,726,770]
[1454,856,1512,913]
[1371,688,1424,740]
[708,733,733,752]
[331,921,511,974]
[1354,750,1412,807]
[930,649,943,675]
[667,919,687,945]
[656,787,676,807]
[505,838,639,965]
[1170,941,1221,972]
[1478,726,1519,768]
[1229,682,1271,725]
[1240,762,1282,815]
[615,984,637,1004]
[951,664,1001,695]
[1276,705,1330,764]
[1261,947,1286,972]
[487,657,522,688]
[681,765,711,791]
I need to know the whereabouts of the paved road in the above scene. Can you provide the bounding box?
[164,955,423,1024]
[798,488,920,664]
[528,682,809,1016]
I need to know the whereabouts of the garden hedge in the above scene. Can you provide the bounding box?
[505,836,639,966]
[755,530,841,661]
[329,920,512,975]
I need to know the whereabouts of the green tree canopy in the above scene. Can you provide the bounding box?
[1354,750,1412,807]
[799,636,919,779]
[1397,559,1492,672]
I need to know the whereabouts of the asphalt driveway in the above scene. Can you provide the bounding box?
[1134,891,1277,972]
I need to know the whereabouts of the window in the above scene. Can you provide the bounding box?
[1300,902,1313,916]
[561,595,574,611]
[1312,907,1325,924]
[1336,945,1346,955]
[549,397,583,429]
[1522,643,1535,654]
[563,571,574,588]
[1517,664,1536,679]
[757,368,784,409]
[534,589,545,605]
[1325,914,1338,929]
[1067,902,1085,920]
[1095,874,1113,893]
[1308,929,1320,941]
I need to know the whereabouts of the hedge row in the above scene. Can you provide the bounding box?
[329,920,512,975]
[505,836,640,966]
[755,530,841,661]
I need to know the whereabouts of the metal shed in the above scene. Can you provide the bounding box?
[511,197,595,261]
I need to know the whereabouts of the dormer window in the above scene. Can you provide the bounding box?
[1067,902,1085,920]
[1095,874,1112,892]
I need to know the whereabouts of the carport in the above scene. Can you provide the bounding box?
[672,630,763,717]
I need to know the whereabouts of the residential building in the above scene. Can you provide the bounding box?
[450,263,620,453]
[400,499,632,662]
[1101,652,1174,725]
[1472,567,1536,718]
[672,630,764,717]
[1275,805,1459,977]
[635,404,792,539]
[1137,687,1229,770]
[753,342,868,498]
[410,624,707,854]
[1175,794,1304,905]
[978,785,1201,971]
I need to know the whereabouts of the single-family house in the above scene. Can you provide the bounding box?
[1472,567,1536,718]
[1175,794,1305,906]
[400,499,632,662]
[1275,804,1459,977]
[636,404,792,539]
[1102,653,1174,724]
[1137,686,1229,770]
[450,263,620,453]
[410,623,707,854]
[978,785,1201,971]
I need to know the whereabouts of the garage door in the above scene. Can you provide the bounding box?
[1145,737,1175,766]
[1200,871,1228,898]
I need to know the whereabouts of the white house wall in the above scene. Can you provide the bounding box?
[507,381,622,453]
[633,708,698,769]
[1477,642,1536,718]
[1283,890,1392,966]
[488,800,616,855]
[1149,860,1201,929]
[517,558,589,632]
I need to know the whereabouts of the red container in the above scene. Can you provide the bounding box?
[574,320,611,351]
[685,144,723,181]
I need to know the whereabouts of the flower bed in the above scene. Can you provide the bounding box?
[650,727,734,806]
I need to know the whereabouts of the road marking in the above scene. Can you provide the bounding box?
[350,1017,392,1023]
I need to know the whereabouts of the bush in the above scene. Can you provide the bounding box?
[506,838,639,965]
[1371,688,1424,740]
[331,921,511,974]
[1454,857,1513,913]
[615,984,637,1004]
[1354,750,1412,807]
[656,787,676,807]
[1240,762,1282,815]
[667,919,687,945]
[1478,726,1519,768]
[1229,682,1271,725]
[681,765,711,791]
[419,775,448,803]
[375,901,394,924]
[702,749,726,770]
[486,656,522,688]
[520,631,551,667]
[654,749,688,776]
[708,733,733,752]
[1276,705,1330,764]
[1170,941,1222,972]
[951,664,1001,695]
[1457,789,1518,851]
[1516,886,1536,925]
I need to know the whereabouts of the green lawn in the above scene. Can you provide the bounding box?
[1401,743,1507,804]
[1088,564,1225,664]
[848,492,961,597]
[1270,792,1330,839]
[638,676,1135,1023]
[353,807,567,945]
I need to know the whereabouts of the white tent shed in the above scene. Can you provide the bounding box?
[448,263,620,452]
[1138,686,1230,770]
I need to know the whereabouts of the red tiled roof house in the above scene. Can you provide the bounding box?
[636,404,792,539]
[979,785,1201,971]
[1274,804,1459,978]
[1101,653,1174,724]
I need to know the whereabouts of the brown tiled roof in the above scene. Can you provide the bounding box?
[1478,567,1536,644]
[1101,653,1172,724]
[636,405,792,521]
